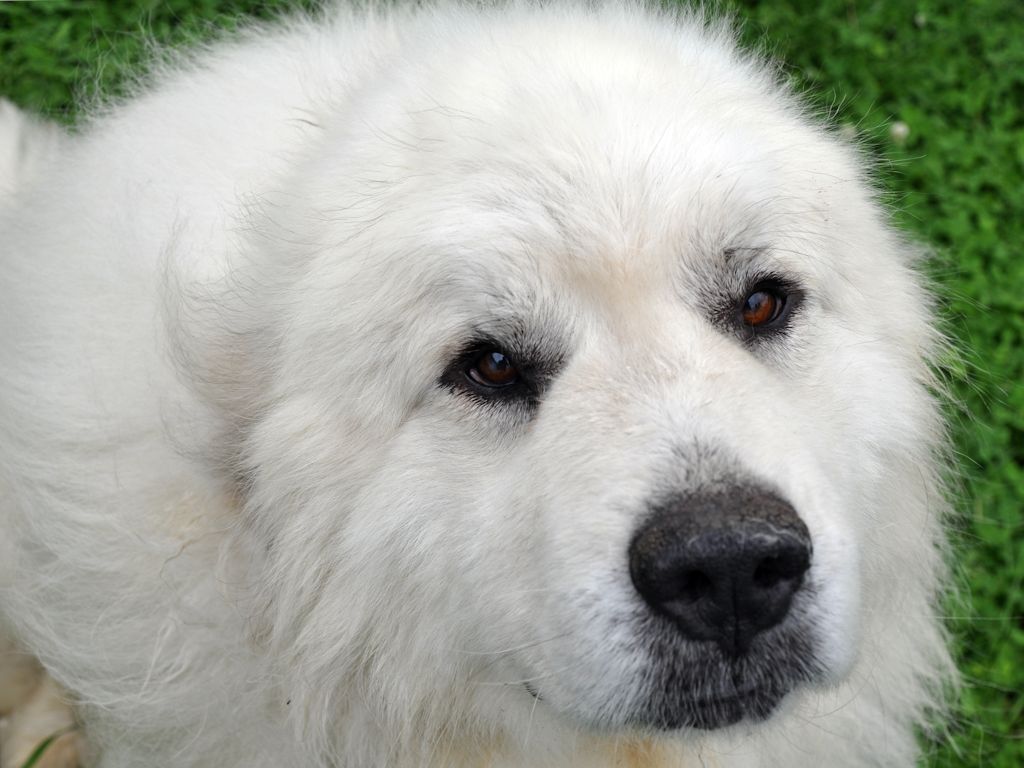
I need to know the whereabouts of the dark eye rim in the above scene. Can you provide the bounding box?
[440,338,539,403]
[736,276,804,339]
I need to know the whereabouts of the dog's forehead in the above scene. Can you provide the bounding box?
[401,132,836,327]
[384,27,851,297]
[318,12,871,338]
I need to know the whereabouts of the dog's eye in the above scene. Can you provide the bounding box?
[467,350,520,388]
[741,286,787,327]
[441,337,558,407]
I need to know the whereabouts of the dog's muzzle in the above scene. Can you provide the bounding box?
[629,485,812,658]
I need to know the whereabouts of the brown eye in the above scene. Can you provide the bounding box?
[468,350,519,388]
[742,289,785,327]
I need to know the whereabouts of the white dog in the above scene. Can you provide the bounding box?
[0,2,954,766]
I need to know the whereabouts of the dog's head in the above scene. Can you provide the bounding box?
[180,4,950,756]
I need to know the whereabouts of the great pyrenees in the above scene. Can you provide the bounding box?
[0,2,954,766]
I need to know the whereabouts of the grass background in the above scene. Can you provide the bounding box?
[0,0,1020,765]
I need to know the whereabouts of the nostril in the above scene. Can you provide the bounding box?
[752,538,811,589]
[678,569,713,603]
[753,554,798,588]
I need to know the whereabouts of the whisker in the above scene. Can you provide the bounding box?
[451,632,571,658]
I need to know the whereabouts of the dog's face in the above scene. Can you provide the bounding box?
[226,12,939,742]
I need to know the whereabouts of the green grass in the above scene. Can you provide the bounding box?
[17,728,75,768]
[1,1,1021,765]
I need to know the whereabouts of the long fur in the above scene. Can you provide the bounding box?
[1,2,954,766]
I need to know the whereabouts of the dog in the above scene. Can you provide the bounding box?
[0,2,954,766]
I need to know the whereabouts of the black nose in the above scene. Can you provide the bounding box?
[629,485,811,657]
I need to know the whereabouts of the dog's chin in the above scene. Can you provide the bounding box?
[626,612,823,732]
[536,618,822,735]
[536,679,790,736]
[630,683,787,731]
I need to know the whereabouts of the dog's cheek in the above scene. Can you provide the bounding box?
[364,417,543,641]
[782,312,944,672]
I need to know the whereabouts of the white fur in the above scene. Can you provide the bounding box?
[0,3,953,766]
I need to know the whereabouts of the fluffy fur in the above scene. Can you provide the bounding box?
[0,3,954,766]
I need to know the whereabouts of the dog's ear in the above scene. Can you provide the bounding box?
[160,239,278,486]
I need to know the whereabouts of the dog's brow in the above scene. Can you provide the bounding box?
[722,245,769,265]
